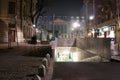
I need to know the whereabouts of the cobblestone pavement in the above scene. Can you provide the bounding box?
[0,42,120,80]
[0,43,52,80]
[0,56,42,80]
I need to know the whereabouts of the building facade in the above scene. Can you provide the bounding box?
[95,0,120,43]
[37,16,86,40]
[0,0,36,43]
[84,0,120,43]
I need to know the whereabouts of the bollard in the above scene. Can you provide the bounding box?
[46,53,50,66]
[26,74,35,80]
[42,58,48,68]
[26,74,41,80]
[35,74,41,80]
[38,64,46,77]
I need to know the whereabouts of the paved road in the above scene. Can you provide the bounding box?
[52,62,120,80]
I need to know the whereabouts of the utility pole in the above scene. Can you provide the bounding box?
[52,14,55,37]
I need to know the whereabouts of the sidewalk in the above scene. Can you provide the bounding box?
[0,42,53,80]
[0,42,50,49]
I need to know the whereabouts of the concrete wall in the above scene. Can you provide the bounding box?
[56,38,76,47]
[76,38,111,60]
[56,38,111,60]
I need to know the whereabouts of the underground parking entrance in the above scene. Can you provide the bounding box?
[52,38,120,80]
[54,38,111,62]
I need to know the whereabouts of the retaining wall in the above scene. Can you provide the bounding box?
[76,38,111,59]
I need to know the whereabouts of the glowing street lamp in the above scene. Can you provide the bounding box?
[72,21,81,38]
[89,15,94,20]
[89,15,94,29]
[33,24,36,28]
[73,22,80,28]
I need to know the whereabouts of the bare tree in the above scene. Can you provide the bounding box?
[30,0,46,25]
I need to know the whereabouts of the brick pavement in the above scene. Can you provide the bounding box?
[0,42,53,80]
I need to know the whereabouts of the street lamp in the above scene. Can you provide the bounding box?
[89,15,94,27]
[33,24,36,28]
[89,15,94,20]
[89,15,95,37]
[73,22,80,28]
[72,21,80,38]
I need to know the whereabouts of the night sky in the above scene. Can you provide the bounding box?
[45,0,84,16]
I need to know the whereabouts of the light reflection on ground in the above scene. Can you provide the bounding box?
[55,47,109,62]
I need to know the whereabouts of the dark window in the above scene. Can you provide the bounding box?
[8,2,15,14]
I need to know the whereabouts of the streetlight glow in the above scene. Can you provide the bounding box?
[89,15,94,20]
[73,22,80,28]
[33,24,36,27]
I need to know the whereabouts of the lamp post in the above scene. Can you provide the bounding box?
[93,0,95,28]
[89,15,94,37]
[72,21,80,38]
[89,15,94,28]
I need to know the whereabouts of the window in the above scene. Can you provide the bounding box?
[8,2,15,14]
